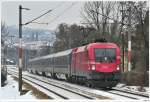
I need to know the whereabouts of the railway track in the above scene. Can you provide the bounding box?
[8,70,102,99]
[8,71,67,99]
[107,89,149,100]
[8,69,149,100]
[112,88,149,98]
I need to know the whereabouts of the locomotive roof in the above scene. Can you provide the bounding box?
[87,42,119,48]
[29,54,54,62]
[29,49,72,62]
[72,42,118,53]
[54,49,72,57]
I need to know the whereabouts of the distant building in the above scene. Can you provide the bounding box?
[13,41,52,70]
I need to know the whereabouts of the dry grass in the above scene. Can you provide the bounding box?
[12,76,52,99]
[121,71,149,86]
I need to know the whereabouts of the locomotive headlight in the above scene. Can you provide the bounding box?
[117,66,120,70]
[91,65,95,70]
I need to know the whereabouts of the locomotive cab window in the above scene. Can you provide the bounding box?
[94,48,116,63]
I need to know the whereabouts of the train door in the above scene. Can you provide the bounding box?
[71,48,77,76]
[72,53,76,75]
[68,54,72,77]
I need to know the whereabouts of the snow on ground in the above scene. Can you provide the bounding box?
[8,65,149,95]
[6,66,149,100]
[0,75,37,99]
[116,83,149,96]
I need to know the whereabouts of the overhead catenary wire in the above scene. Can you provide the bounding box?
[23,2,66,25]
[24,9,52,25]
[51,1,66,11]
[47,2,77,25]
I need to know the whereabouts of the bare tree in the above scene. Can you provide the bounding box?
[132,1,148,72]
[53,23,69,52]
[1,22,9,44]
[81,1,117,39]
[118,1,149,86]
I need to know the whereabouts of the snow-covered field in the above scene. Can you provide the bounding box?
[0,75,36,100]
[116,83,149,96]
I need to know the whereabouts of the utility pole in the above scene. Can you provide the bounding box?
[19,5,30,93]
[128,5,132,72]
[19,5,23,93]
[18,5,51,94]
[19,5,22,92]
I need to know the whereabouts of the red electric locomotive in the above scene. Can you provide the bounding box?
[70,42,121,88]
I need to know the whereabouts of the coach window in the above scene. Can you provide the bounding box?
[46,59,49,67]
[63,56,66,65]
[50,58,51,65]
[59,57,61,65]
[60,57,62,65]
[64,56,68,65]
[39,60,41,66]
[41,59,43,66]
[59,58,60,65]
[55,58,57,65]
[43,59,45,67]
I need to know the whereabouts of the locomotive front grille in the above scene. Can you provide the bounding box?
[90,71,121,81]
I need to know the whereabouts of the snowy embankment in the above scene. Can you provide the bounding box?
[0,75,36,100]
[116,83,149,96]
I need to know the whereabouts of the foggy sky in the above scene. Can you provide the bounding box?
[2,1,85,30]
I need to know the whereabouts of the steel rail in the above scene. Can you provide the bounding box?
[8,69,149,100]
[8,70,93,99]
[112,88,149,98]
[8,71,68,99]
